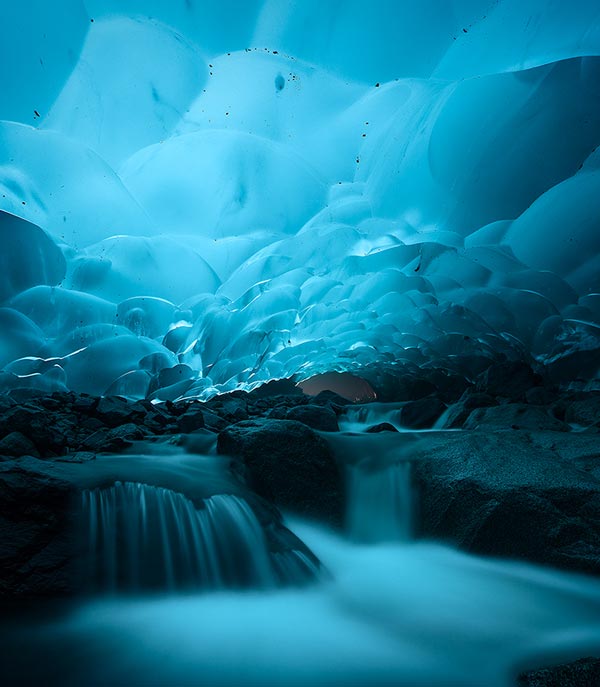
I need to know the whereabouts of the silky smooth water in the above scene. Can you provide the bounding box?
[3,521,600,687]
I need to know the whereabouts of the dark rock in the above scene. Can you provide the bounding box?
[400,397,446,429]
[440,391,498,428]
[0,458,79,597]
[78,416,105,432]
[0,432,40,458]
[475,360,541,401]
[202,410,228,432]
[94,396,136,428]
[365,422,398,433]
[413,430,600,575]
[312,390,354,407]
[0,406,70,456]
[525,386,558,406]
[176,410,205,433]
[565,395,600,427]
[248,378,304,398]
[267,405,288,420]
[217,419,343,527]
[71,394,98,414]
[286,404,339,432]
[519,657,600,686]
[463,404,569,432]
[81,423,144,452]
[55,451,96,463]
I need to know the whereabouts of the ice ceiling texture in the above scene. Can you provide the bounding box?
[1,0,600,401]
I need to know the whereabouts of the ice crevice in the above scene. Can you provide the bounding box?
[1,1,600,400]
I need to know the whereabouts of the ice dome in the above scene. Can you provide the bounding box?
[1,0,600,400]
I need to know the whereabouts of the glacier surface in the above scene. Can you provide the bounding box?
[1,0,600,399]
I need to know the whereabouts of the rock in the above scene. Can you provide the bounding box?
[525,386,558,406]
[365,422,398,433]
[565,394,600,427]
[0,405,71,457]
[94,396,137,428]
[475,360,541,401]
[286,404,339,432]
[463,404,569,431]
[201,410,228,432]
[413,430,600,575]
[175,409,205,433]
[217,419,343,527]
[312,390,354,407]
[247,378,304,398]
[81,423,143,452]
[55,451,95,463]
[400,397,446,429]
[0,431,40,458]
[267,405,288,420]
[440,392,498,428]
[0,458,79,597]
[519,657,600,686]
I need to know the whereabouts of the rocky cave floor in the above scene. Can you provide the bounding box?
[1,359,600,686]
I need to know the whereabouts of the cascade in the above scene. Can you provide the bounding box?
[82,481,318,592]
[346,460,413,543]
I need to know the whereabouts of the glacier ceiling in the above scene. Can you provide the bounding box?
[1,0,600,400]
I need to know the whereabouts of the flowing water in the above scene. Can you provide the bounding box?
[83,483,280,591]
[3,439,600,686]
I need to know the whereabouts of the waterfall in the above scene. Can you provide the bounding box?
[346,461,413,543]
[82,482,318,593]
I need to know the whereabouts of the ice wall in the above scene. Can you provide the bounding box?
[1,0,599,399]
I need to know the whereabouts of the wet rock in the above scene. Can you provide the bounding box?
[365,422,398,433]
[413,430,600,575]
[286,404,339,432]
[440,391,498,429]
[400,397,446,429]
[463,404,569,431]
[55,451,96,463]
[0,458,79,597]
[81,423,143,452]
[217,419,343,527]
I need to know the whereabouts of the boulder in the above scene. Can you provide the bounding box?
[463,404,569,432]
[0,431,40,459]
[175,409,205,433]
[94,396,138,428]
[440,391,498,429]
[80,423,143,452]
[565,394,600,427]
[0,458,79,597]
[286,404,339,432]
[400,397,446,429]
[217,419,343,527]
[365,422,398,433]
[412,430,600,575]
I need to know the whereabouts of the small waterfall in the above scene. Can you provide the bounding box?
[339,403,403,432]
[346,461,413,543]
[82,482,317,593]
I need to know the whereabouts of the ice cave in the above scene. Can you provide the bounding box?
[2,1,600,685]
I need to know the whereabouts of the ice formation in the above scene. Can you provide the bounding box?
[1,0,600,399]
